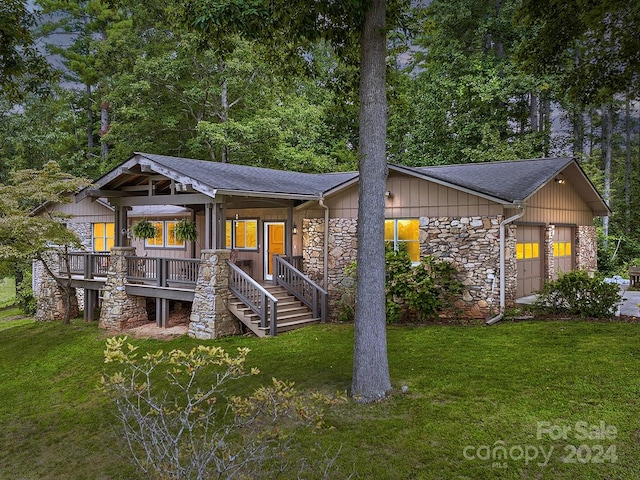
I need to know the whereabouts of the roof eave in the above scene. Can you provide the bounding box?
[388,163,516,205]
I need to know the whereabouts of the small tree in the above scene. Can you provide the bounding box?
[102,337,346,480]
[0,161,91,322]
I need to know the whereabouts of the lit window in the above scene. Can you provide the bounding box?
[226,219,258,250]
[553,242,571,257]
[516,242,540,260]
[93,223,114,252]
[145,221,185,249]
[385,218,420,263]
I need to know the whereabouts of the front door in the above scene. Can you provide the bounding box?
[264,222,285,280]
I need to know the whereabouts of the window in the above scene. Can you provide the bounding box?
[93,223,114,252]
[226,219,258,250]
[516,242,540,260]
[553,242,572,257]
[145,221,185,249]
[385,218,420,263]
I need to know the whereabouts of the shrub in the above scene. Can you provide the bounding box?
[102,337,345,480]
[531,270,622,318]
[336,245,464,323]
[386,246,463,323]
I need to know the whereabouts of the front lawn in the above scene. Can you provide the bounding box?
[0,319,638,479]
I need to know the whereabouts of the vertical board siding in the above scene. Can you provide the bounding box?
[520,181,593,225]
[325,174,504,219]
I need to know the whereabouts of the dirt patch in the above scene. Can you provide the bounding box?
[125,322,188,340]
[124,304,191,340]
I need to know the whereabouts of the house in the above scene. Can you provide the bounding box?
[34,152,609,337]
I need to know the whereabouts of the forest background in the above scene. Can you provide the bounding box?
[1,0,639,275]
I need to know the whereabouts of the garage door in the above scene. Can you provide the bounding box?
[553,226,574,278]
[516,226,543,298]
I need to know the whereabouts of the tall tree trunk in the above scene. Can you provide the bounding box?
[540,96,551,156]
[602,103,613,246]
[572,106,584,158]
[624,95,632,233]
[86,83,94,152]
[352,0,392,403]
[100,102,110,161]
[221,77,229,163]
[529,92,539,132]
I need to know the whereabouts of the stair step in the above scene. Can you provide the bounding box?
[249,311,314,324]
[259,317,320,333]
[228,286,318,337]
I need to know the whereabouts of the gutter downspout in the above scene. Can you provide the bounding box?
[319,198,329,290]
[486,204,525,325]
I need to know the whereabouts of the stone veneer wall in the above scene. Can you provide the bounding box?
[303,215,512,320]
[33,222,93,312]
[188,249,241,339]
[35,252,79,321]
[98,247,148,331]
[575,225,598,272]
[420,216,507,318]
[303,218,358,320]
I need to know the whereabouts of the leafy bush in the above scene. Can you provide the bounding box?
[16,270,36,314]
[336,245,463,323]
[531,270,622,318]
[385,246,463,323]
[102,337,345,480]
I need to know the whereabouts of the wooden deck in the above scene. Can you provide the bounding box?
[57,252,325,335]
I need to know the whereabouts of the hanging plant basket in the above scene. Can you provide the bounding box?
[175,218,197,242]
[131,219,158,240]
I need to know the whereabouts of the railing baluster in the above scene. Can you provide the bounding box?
[273,256,327,323]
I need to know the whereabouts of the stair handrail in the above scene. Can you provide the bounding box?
[273,255,327,323]
[227,260,278,336]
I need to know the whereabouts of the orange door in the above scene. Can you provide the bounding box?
[264,222,285,280]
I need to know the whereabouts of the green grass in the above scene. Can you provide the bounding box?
[0,277,16,308]
[1,319,639,479]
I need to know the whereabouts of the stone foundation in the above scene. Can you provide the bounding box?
[35,254,79,321]
[188,249,240,339]
[99,247,148,331]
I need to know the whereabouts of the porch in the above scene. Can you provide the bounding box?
[57,251,326,337]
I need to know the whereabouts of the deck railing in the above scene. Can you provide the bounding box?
[228,260,278,336]
[126,256,200,287]
[273,255,327,322]
[58,252,110,278]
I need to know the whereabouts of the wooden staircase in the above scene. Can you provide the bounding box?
[228,285,320,337]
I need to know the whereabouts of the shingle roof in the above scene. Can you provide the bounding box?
[401,157,575,203]
[84,153,607,215]
[138,153,358,198]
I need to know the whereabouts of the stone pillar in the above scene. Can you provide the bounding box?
[503,223,518,306]
[188,249,240,339]
[545,224,555,280]
[99,247,147,331]
[576,225,598,273]
[35,253,79,321]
